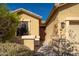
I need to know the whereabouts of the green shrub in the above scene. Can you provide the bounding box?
[0,4,19,42]
[0,43,33,56]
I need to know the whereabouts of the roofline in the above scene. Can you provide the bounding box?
[11,8,42,20]
[45,3,73,26]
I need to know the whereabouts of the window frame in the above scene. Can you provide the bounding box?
[17,21,29,36]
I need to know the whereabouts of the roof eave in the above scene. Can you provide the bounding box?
[45,3,68,26]
[11,8,42,20]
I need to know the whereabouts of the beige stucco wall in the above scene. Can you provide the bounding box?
[19,13,39,36]
[58,4,79,52]
[58,4,79,40]
[58,4,79,21]
[44,4,79,45]
[44,13,58,45]
[18,13,40,50]
[24,39,34,50]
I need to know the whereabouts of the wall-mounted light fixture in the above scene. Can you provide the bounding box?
[61,22,65,29]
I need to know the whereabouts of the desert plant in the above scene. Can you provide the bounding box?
[0,43,33,56]
[38,38,75,56]
[52,38,74,56]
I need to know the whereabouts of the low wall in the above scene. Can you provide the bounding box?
[24,39,34,51]
[21,35,40,51]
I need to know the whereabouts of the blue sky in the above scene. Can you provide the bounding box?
[7,3,54,20]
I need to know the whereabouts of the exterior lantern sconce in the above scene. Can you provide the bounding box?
[61,22,65,29]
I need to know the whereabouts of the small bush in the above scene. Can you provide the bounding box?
[38,38,75,56]
[0,43,33,56]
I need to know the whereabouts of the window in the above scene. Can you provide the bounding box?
[17,21,29,36]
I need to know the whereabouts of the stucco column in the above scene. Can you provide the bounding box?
[58,22,61,38]
[65,21,69,40]
[35,36,40,45]
[28,20,31,35]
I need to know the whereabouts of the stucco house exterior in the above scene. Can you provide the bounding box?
[9,4,79,52]
[12,8,42,51]
[44,3,79,52]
